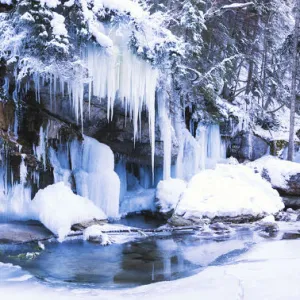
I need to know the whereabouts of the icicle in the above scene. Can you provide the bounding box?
[2,77,9,96]
[33,72,41,103]
[157,89,172,180]
[34,125,48,170]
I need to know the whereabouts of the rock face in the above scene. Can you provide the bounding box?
[282,173,300,196]
[282,196,300,209]
[230,132,269,161]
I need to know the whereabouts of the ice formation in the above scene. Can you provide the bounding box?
[48,135,120,218]
[175,123,227,181]
[0,154,32,221]
[0,0,230,220]
[31,27,159,167]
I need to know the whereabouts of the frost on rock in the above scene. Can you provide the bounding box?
[31,182,107,242]
[157,164,284,220]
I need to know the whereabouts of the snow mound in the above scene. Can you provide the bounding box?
[157,164,284,220]
[247,155,300,190]
[31,182,107,241]
[156,179,187,213]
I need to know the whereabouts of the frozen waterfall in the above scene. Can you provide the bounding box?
[50,135,120,218]
[175,123,227,181]
[0,154,32,221]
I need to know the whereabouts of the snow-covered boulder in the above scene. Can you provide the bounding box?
[247,155,300,196]
[31,182,107,241]
[83,225,112,246]
[157,164,284,225]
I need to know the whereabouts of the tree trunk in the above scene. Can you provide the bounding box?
[288,0,300,161]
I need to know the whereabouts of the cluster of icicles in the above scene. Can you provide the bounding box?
[31,29,158,170]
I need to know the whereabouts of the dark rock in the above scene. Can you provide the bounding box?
[230,132,269,161]
[167,216,195,227]
[257,222,279,234]
[262,169,300,196]
[211,214,264,224]
[282,232,300,240]
[0,222,53,244]
[282,196,300,210]
[283,173,300,196]
[275,211,294,222]
[71,219,107,231]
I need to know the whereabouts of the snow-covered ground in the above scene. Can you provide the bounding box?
[2,232,300,299]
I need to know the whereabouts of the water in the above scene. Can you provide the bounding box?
[0,220,255,289]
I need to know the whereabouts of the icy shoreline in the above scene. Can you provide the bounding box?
[1,221,300,299]
[2,236,300,299]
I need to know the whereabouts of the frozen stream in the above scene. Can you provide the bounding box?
[1,219,300,299]
[0,217,256,289]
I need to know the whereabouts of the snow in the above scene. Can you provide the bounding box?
[20,12,35,23]
[64,0,74,7]
[156,179,187,213]
[87,0,146,20]
[222,2,254,10]
[84,223,143,245]
[260,215,276,223]
[0,0,12,4]
[83,225,112,245]
[31,182,107,242]
[247,155,300,190]
[50,13,68,37]
[157,164,284,219]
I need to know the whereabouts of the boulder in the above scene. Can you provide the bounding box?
[247,156,300,196]
[157,164,283,226]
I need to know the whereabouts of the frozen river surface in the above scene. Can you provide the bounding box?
[1,221,300,299]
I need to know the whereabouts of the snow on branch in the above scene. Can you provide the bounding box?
[221,2,254,10]
[204,2,254,20]
[180,54,244,84]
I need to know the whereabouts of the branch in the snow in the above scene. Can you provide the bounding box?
[204,2,254,21]
[179,54,244,84]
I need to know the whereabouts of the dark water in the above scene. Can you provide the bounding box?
[0,219,255,289]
